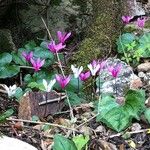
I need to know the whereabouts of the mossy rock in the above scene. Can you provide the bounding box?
[71,0,122,67]
[0,29,16,52]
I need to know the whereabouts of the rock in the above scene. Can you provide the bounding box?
[138,72,148,80]
[131,123,141,131]
[130,77,143,89]
[145,97,150,107]
[0,136,37,150]
[137,62,150,72]
[97,58,136,96]
[0,29,16,52]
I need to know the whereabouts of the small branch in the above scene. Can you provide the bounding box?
[76,113,99,129]
[109,129,150,139]
[6,118,79,133]
[38,95,66,105]
[41,17,53,40]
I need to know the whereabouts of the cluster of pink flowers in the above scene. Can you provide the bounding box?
[122,15,146,29]
[22,31,122,91]
[56,60,122,89]
[22,51,45,72]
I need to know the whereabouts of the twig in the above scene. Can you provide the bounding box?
[6,118,79,133]
[76,113,99,129]
[38,95,66,105]
[109,129,150,139]
[41,17,53,40]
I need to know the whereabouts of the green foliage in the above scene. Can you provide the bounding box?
[117,33,136,53]
[0,53,12,66]
[53,134,77,150]
[53,134,89,150]
[144,108,150,123]
[13,87,23,100]
[0,109,14,123]
[96,90,145,132]
[139,33,150,57]
[66,91,84,106]
[116,32,150,65]
[66,76,83,92]
[72,135,89,150]
[0,65,20,79]
[32,115,40,122]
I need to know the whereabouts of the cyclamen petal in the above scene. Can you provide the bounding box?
[22,51,33,62]
[137,18,146,28]
[122,16,133,24]
[55,74,71,89]
[79,71,90,81]
[48,40,66,53]
[31,58,45,72]
[71,65,83,78]
[88,60,100,76]
[43,79,56,92]
[57,31,71,44]
[108,64,122,78]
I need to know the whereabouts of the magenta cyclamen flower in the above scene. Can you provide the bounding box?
[22,51,33,62]
[57,31,71,44]
[137,17,146,28]
[122,16,133,24]
[55,74,71,89]
[48,40,66,53]
[108,64,122,78]
[30,58,45,72]
[79,71,91,81]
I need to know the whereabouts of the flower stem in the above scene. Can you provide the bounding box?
[78,78,80,94]
[19,66,34,69]
[115,78,117,97]
[41,18,74,123]
[56,52,74,120]
[99,75,101,96]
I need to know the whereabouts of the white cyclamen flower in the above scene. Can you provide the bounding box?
[4,84,17,97]
[71,65,83,78]
[87,60,100,76]
[43,79,56,92]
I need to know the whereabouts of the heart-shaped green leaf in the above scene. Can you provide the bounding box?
[0,65,20,79]
[96,90,145,132]
[53,134,77,150]
[0,53,12,66]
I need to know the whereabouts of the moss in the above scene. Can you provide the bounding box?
[71,0,123,67]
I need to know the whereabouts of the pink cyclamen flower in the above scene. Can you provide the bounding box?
[79,71,91,81]
[57,31,71,44]
[122,16,133,24]
[22,51,33,62]
[87,60,100,76]
[137,17,146,28]
[48,40,66,53]
[30,58,45,72]
[108,64,122,78]
[55,74,71,89]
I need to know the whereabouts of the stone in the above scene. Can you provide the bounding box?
[137,62,150,72]
[0,29,16,52]
[0,136,37,150]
